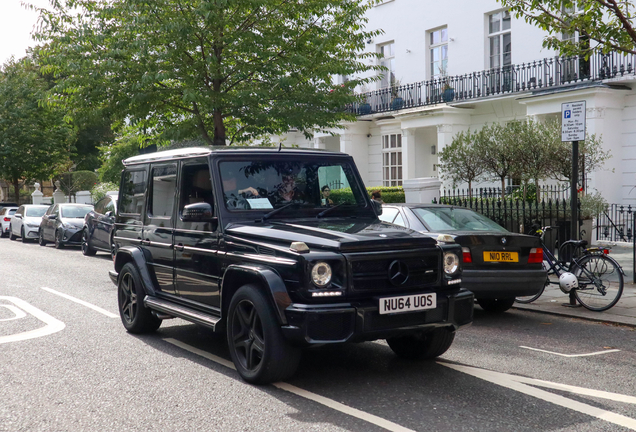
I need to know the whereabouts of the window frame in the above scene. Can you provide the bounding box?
[118,167,149,217]
[429,26,448,79]
[488,10,511,69]
[382,133,403,187]
[146,163,178,220]
[378,42,396,89]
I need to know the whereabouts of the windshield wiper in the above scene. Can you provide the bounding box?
[316,203,345,218]
[260,203,296,222]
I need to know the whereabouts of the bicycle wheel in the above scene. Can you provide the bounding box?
[573,255,624,311]
[516,260,549,304]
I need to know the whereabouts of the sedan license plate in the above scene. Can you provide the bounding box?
[483,251,518,262]
[379,293,436,315]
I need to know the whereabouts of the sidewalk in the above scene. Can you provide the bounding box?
[512,242,636,327]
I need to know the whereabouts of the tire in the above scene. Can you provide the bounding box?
[227,284,301,384]
[477,298,516,313]
[110,232,117,261]
[21,227,28,243]
[38,229,47,246]
[54,230,64,249]
[9,225,16,241]
[387,328,456,360]
[573,254,624,311]
[117,263,161,333]
[515,279,546,304]
[81,228,97,256]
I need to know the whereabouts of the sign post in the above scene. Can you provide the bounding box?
[561,101,586,242]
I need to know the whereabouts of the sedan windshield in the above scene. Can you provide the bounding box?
[25,207,47,217]
[219,159,369,216]
[61,206,93,218]
[413,207,508,232]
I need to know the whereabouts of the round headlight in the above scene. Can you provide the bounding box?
[443,252,460,275]
[311,262,332,287]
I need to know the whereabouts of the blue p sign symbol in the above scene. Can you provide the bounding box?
[564,110,571,118]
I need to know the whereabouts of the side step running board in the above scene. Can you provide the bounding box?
[144,296,221,331]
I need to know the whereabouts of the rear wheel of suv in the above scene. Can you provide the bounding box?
[387,328,456,360]
[54,230,64,249]
[476,298,515,314]
[38,229,47,246]
[117,263,161,333]
[81,228,97,256]
[227,284,301,384]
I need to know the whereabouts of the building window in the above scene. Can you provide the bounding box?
[379,42,395,88]
[382,134,402,186]
[430,27,448,78]
[488,11,511,69]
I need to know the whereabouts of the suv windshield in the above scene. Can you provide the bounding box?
[61,206,93,218]
[413,207,508,232]
[219,159,368,216]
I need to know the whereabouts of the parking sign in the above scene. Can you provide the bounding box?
[561,101,586,142]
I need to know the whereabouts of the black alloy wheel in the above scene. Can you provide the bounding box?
[117,263,161,333]
[54,229,64,249]
[38,229,47,246]
[9,225,16,240]
[81,228,97,256]
[21,227,27,243]
[227,285,300,384]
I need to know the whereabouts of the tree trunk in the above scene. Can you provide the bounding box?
[500,177,506,200]
[12,178,20,204]
[213,109,225,146]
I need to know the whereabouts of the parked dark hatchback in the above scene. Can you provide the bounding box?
[82,193,118,257]
[39,203,94,249]
[380,203,546,313]
[109,147,474,384]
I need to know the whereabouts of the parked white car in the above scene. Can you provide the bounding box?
[0,207,19,237]
[10,205,50,242]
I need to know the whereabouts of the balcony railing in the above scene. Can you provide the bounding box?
[352,51,635,115]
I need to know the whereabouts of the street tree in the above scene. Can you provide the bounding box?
[513,119,554,200]
[437,129,486,197]
[34,0,382,146]
[0,57,73,203]
[500,0,636,56]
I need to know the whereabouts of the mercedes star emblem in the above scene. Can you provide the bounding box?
[388,260,409,286]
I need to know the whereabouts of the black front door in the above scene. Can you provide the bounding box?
[174,159,220,308]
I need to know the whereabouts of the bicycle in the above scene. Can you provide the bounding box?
[515,226,624,312]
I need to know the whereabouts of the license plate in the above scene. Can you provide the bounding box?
[483,251,518,262]
[378,293,437,315]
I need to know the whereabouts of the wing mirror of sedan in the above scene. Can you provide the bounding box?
[104,211,114,218]
[14,214,22,219]
[181,202,217,227]
[48,214,57,220]
[371,199,383,216]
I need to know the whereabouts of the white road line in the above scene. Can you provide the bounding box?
[164,338,415,432]
[0,296,65,344]
[520,346,621,357]
[41,287,118,318]
[0,304,27,321]
[441,362,636,431]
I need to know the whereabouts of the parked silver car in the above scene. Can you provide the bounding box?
[9,205,50,242]
[39,203,94,249]
[0,207,19,237]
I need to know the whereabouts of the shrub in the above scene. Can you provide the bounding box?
[91,181,119,203]
[328,186,405,204]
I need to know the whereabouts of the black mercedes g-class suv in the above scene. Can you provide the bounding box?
[109,147,473,384]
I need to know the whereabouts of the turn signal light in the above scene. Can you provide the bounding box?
[461,247,472,263]
[528,247,543,264]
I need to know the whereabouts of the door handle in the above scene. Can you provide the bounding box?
[140,239,151,245]
[175,243,184,251]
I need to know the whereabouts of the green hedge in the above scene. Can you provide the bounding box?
[329,186,405,204]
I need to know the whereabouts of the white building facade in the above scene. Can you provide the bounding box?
[276,0,636,205]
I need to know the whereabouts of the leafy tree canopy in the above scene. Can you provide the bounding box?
[0,56,74,202]
[437,129,486,192]
[34,0,382,146]
[500,0,636,56]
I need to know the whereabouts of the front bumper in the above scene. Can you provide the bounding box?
[24,226,40,239]
[461,268,546,299]
[61,227,83,245]
[281,288,474,345]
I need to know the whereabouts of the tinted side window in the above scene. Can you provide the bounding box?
[8,209,16,215]
[148,164,177,218]
[94,197,109,214]
[393,211,406,227]
[17,206,24,216]
[180,164,213,212]
[120,169,148,215]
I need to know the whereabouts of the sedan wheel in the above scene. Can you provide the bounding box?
[9,225,16,241]
[81,229,97,256]
[477,298,516,314]
[54,230,64,249]
[21,227,28,243]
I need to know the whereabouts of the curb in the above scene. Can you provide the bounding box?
[512,304,636,328]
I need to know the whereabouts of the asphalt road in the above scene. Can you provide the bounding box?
[1,238,635,432]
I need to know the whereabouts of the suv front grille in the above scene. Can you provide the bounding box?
[346,249,439,293]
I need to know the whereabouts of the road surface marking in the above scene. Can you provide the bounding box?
[520,346,621,357]
[165,338,415,432]
[41,287,118,318]
[0,296,65,344]
[0,304,27,321]
[441,362,636,430]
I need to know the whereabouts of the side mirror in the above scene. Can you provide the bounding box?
[371,200,383,216]
[182,202,214,223]
[48,214,57,220]
[104,211,113,218]
[14,214,22,219]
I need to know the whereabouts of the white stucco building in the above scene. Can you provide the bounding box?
[275,0,636,205]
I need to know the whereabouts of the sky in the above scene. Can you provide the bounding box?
[1,0,51,65]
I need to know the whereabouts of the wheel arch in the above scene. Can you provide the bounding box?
[221,265,291,326]
[114,246,157,296]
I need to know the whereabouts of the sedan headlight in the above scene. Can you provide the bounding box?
[26,223,39,228]
[311,262,332,287]
[443,252,460,275]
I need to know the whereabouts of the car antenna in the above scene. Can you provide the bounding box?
[278,142,282,152]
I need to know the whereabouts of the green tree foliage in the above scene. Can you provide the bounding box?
[56,170,98,197]
[437,129,486,195]
[35,0,382,146]
[474,123,522,199]
[97,133,145,184]
[500,0,636,56]
[0,57,73,203]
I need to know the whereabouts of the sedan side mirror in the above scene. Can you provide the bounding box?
[371,200,383,216]
[48,214,57,220]
[182,202,215,223]
[104,211,114,218]
[14,214,22,219]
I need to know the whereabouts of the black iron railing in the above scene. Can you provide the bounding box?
[596,204,635,242]
[352,51,635,115]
